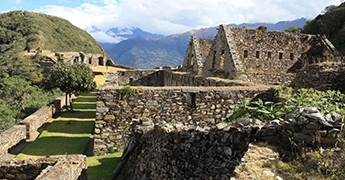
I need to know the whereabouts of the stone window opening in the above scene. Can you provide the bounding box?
[121,72,125,76]
[256,51,260,58]
[267,52,272,59]
[244,50,248,58]
[187,92,197,108]
[290,53,294,60]
[89,58,92,64]
[221,50,225,55]
[98,57,104,66]
[212,51,216,69]
[279,52,283,60]
[129,78,134,85]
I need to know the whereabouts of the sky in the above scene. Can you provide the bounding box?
[0,0,342,42]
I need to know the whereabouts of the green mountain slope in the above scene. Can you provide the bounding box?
[303,2,345,54]
[0,11,105,54]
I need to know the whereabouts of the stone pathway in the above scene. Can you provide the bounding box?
[231,142,285,180]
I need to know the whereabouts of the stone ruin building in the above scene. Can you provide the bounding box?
[32,50,126,72]
[54,51,113,66]
[95,25,345,179]
[181,24,342,80]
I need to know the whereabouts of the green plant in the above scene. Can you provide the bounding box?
[230,88,345,122]
[118,85,137,99]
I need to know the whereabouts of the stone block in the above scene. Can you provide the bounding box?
[97,107,109,113]
[293,133,314,144]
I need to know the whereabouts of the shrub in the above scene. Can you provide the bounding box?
[118,85,138,99]
[230,88,345,122]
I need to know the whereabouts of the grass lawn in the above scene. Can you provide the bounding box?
[94,74,108,88]
[16,92,96,160]
[87,152,124,180]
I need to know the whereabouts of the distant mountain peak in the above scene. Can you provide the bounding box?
[101,18,308,69]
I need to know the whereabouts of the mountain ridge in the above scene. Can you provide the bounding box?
[102,18,308,68]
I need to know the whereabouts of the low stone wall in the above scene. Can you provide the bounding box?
[21,105,54,140]
[240,73,296,86]
[0,155,87,180]
[52,94,72,112]
[118,107,343,179]
[106,70,159,86]
[107,69,295,88]
[0,125,26,158]
[94,86,273,155]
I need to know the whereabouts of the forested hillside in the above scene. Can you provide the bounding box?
[0,11,105,132]
[303,2,345,54]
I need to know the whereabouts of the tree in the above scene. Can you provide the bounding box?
[285,26,301,33]
[42,62,96,111]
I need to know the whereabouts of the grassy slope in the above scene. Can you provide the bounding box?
[0,11,106,57]
[28,12,105,53]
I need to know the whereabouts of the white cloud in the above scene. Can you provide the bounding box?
[39,0,341,36]
[89,31,124,43]
[15,0,22,4]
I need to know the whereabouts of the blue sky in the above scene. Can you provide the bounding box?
[0,0,342,42]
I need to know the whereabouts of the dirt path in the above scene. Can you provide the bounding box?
[231,142,285,180]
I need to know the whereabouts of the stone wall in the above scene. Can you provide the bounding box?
[290,62,345,93]
[94,86,273,155]
[21,105,54,140]
[117,107,343,179]
[0,155,87,180]
[0,125,26,158]
[240,72,296,86]
[231,27,309,74]
[106,70,161,86]
[182,36,213,75]
[107,70,292,87]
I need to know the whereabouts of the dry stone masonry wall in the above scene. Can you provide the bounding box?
[94,86,272,155]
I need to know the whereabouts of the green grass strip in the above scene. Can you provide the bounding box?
[16,92,96,160]
[87,152,124,180]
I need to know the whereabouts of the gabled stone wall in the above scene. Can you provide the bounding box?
[182,36,213,75]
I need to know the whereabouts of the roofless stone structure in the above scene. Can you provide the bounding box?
[182,24,342,79]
